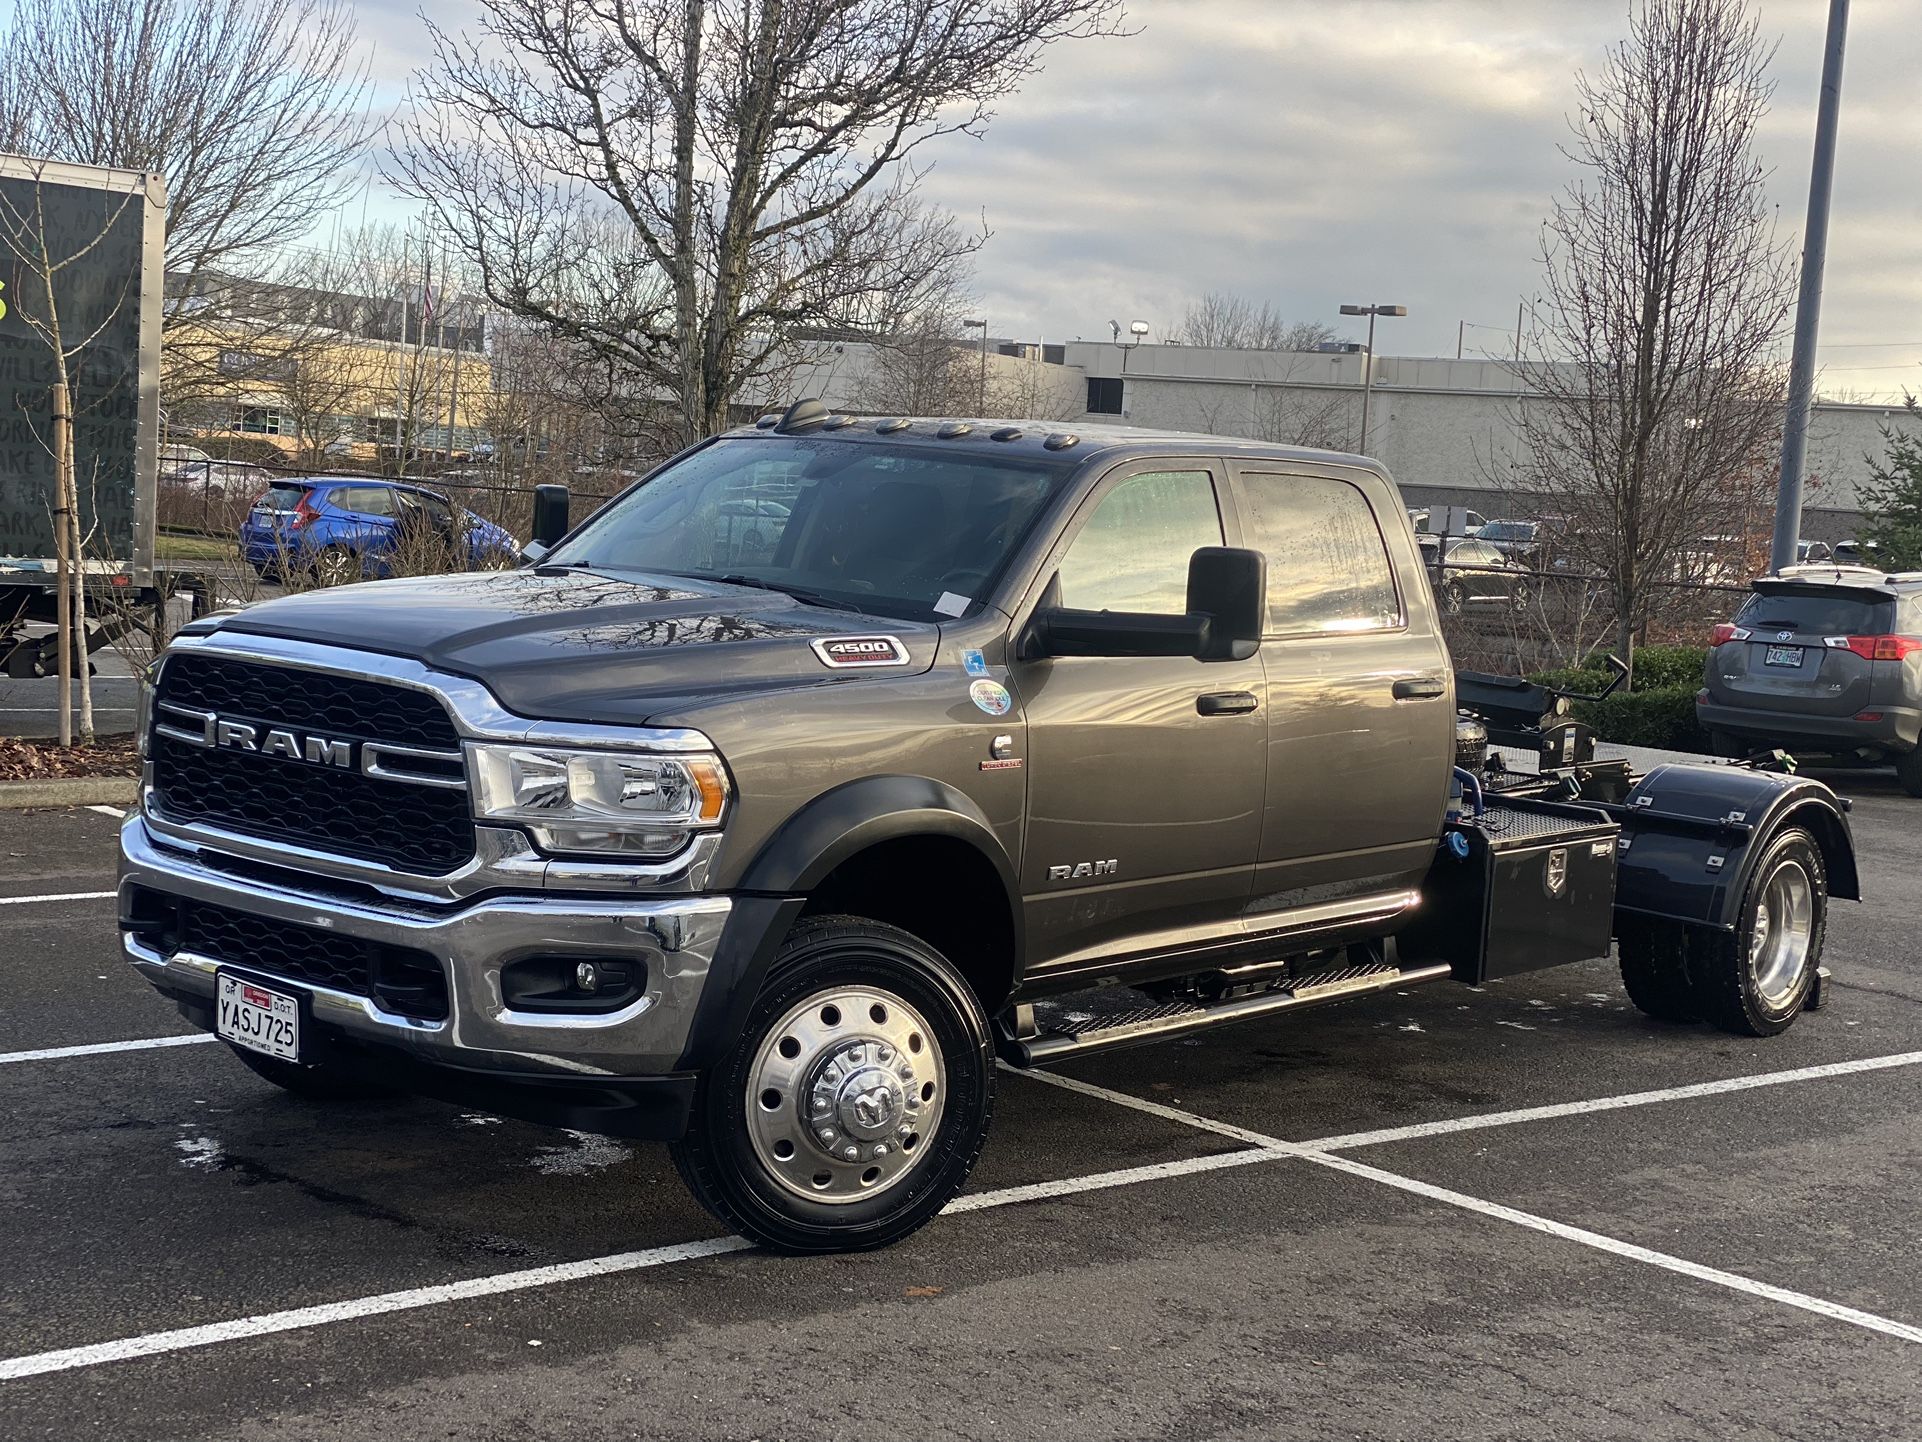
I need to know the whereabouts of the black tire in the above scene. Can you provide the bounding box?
[1617,916,1704,1024]
[1895,748,1922,798]
[228,1046,397,1102]
[1691,827,1827,1037]
[670,914,995,1253]
[311,545,359,587]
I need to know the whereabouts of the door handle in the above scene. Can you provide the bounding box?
[1392,677,1446,701]
[1196,691,1259,716]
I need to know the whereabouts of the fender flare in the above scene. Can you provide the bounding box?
[1611,763,1860,932]
[677,776,1023,1071]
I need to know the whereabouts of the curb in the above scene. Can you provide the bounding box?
[0,776,139,811]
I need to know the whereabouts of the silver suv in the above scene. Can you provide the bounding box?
[1698,565,1922,795]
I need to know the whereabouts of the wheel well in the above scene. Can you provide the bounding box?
[801,836,1018,1011]
[1781,801,1860,901]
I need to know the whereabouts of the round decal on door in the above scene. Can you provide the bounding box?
[969,679,1013,716]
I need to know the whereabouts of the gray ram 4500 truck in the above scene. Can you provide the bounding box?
[121,402,1859,1252]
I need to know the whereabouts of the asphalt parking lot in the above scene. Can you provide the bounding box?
[3,775,1920,1441]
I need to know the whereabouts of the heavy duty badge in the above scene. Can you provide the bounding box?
[811,636,911,669]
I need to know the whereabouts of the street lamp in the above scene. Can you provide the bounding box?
[1110,318,1149,373]
[1339,303,1407,455]
[962,317,988,415]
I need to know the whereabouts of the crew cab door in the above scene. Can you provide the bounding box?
[1011,461,1265,969]
[1229,464,1452,911]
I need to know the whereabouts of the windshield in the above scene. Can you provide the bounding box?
[1479,521,1534,541]
[547,437,1075,621]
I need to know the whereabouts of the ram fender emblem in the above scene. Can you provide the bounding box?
[1048,859,1118,882]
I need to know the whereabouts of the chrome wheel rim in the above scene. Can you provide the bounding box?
[1748,858,1814,1008]
[745,986,944,1205]
[315,551,356,586]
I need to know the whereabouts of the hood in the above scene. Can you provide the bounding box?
[215,568,939,724]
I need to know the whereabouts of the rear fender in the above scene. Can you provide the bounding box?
[1611,763,1859,932]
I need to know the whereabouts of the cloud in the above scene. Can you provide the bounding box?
[346,0,1921,396]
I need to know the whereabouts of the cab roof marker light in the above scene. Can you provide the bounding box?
[874,418,912,433]
[936,421,973,439]
[1043,433,1080,451]
[990,426,1023,442]
[822,414,857,430]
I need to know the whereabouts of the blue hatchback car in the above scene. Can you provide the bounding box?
[240,478,521,585]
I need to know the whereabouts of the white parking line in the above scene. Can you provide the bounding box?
[4,1047,1919,1377]
[1023,1069,1922,1348]
[0,1034,216,1066]
[86,805,128,819]
[0,890,116,907]
[1303,1049,1922,1152]
[0,1149,1283,1381]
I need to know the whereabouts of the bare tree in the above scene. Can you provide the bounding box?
[0,0,371,282]
[1513,0,1792,674]
[392,0,1126,449]
[1169,292,1337,352]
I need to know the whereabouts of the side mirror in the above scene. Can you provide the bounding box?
[1186,545,1264,661]
[531,483,571,548]
[1022,546,1266,662]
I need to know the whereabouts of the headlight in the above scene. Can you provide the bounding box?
[469,744,728,858]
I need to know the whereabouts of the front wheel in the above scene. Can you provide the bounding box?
[670,915,995,1253]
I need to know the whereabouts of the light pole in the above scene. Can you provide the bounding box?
[1772,0,1851,575]
[962,317,988,414]
[1339,303,1407,455]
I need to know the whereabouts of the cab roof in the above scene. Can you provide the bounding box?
[724,400,1382,474]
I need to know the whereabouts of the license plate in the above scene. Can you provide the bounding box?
[216,973,300,1061]
[1764,645,1802,668]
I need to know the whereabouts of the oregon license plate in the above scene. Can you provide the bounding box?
[1764,644,1802,668]
[216,973,300,1061]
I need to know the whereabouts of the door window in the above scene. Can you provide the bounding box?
[342,487,396,518]
[1056,470,1222,615]
[1238,474,1401,635]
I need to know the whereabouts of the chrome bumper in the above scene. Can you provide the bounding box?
[119,815,730,1076]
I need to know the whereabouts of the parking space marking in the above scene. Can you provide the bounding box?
[0,890,116,907]
[1023,1070,1922,1348]
[0,1151,1282,1381]
[0,1034,216,1066]
[85,805,127,819]
[1302,1049,1922,1152]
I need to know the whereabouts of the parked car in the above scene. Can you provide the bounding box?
[1408,506,1486,537]
[240,478,520,584]
[1475,518,1540,563]
[161,452,278,495]
[1698,565,1922,795]
[1428,537,1530,614]
[1794,539,1833,565]
[1833,539,1880,566]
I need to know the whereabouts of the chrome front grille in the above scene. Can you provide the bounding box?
[149,651,476,875]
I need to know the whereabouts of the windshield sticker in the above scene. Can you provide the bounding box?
[812,636,911,669]
[934,591,970,618]
[970,679,1013,716]
[962,648,989,677]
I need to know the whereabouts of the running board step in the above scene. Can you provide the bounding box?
[1000,960,1454,1067]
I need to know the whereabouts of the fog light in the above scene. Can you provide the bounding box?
[575,962,599,993]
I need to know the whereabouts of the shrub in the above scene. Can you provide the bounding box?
[1524,645,1711,753]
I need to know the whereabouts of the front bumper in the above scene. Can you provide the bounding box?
[120,814,732,1083]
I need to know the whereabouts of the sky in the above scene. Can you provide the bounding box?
[345,0,1922,397]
